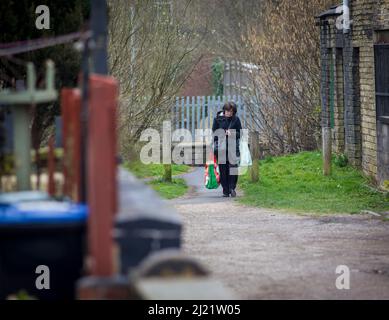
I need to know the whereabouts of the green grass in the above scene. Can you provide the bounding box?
[147,178,188,200]
[124,161,191,179]
[123,161,191,199]
[238,151,389,214]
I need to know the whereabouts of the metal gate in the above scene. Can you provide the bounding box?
[374,44,389,184]
[173,95,249,140]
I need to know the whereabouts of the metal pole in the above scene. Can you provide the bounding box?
[80,38,90,203]
[13,80,31,191]
[91,0,109,75]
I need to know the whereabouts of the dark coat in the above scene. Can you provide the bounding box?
[212,111,242,159]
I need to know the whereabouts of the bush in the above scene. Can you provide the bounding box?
[262,156,274,164]
[334,153,348,168]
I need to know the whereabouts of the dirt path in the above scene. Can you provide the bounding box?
[168,167,389,299]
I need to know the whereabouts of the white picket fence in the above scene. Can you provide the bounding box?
[173,95,249,139]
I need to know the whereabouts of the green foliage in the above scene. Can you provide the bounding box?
[239,151,389,214]
[211,57,224,97]
[333,153,348,168]
[0,148,63,175]
[7,290,36,300]
[262,156,274,164]
[0,154,14,175]
[148,178,188,199]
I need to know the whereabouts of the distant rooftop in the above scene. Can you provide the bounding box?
[316,4,343,19]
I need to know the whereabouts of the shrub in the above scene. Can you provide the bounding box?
[334,153,348,168]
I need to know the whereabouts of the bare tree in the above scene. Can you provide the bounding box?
[241,0,335,154]
[108,0,207,159]
[187,0,264,58]
[189,0,335,155]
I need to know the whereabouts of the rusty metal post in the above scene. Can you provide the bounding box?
[87,74,118,277]
[61,91,69,197]
[61,88,82,202]
[47,136,55,196]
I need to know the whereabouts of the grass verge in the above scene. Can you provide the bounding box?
[124,161,191,179]
[124,161,191,199]
[238,151,389,214]
[147,178,188,200]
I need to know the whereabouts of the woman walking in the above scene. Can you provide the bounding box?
[212,102,242,197]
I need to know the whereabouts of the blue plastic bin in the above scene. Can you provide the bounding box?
[0,193,87,300]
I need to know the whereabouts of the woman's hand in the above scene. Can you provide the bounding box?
[226,129,231,136]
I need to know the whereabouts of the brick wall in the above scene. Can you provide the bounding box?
[352,0,378,176]
[318,0,389,182]
[319,23,331,130]
[333,48,345,154]
[343,37,362,167]
[375,0,389,28]
[179,56,213,97]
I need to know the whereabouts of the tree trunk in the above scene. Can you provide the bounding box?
[163,164,172,183]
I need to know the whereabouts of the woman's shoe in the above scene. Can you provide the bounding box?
[223,193,230,197]
[230,189,236,197]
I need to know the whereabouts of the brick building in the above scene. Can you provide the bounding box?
[317,1,389,186]
[179,55,213,97]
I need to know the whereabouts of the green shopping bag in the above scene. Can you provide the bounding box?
[204,154,220,190]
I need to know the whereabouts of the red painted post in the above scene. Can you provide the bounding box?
[47,136,56,196]
[87,74,118,277]
[61,88,82,202]
[61,90,69,197]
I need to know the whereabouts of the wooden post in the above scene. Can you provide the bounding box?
[249,131,260,183]
[323,126,332,176]
[87,74,118,277]
[162,120,172,182]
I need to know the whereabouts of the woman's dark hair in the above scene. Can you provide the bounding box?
[223,101,237,115]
